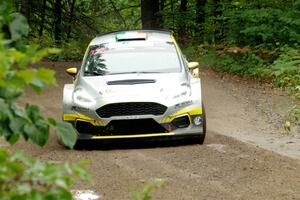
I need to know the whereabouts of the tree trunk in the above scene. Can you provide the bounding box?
[159,0,165,11]
[39,0,47,37]
[180,0,188,12]
[141,0,160,29]
[54,0,62,45]
[158,0,165,28]
[171,0,174,30]
[196,0,206,25]
[20,0,30,24]
[212,0,222,43]
[178,0,187,42]
[196,0,207,41]
[212,0,222,17]
[67,0,76,39]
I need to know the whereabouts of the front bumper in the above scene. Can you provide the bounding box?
[63,106,205,140]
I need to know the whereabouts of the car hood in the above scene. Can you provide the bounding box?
[77,73,189,99]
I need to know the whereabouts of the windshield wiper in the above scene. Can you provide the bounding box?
[108,71,163,75]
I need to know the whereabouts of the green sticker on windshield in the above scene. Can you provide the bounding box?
[115,32,126,41]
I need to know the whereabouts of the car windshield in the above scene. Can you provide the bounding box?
[83,41,181,76]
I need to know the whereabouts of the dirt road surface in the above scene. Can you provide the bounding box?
[2,62,300,200]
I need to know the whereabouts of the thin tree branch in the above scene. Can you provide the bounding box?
[108,0,127,28]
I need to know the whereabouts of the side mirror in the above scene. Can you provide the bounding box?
[192,68,200,78]
[187,62,199,70]
[66,68,77,76]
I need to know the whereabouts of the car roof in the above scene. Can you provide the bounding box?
[89,30,173,46]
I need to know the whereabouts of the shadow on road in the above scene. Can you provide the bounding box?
[73,138,201,151]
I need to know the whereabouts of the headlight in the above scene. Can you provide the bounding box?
[73,88,96,107]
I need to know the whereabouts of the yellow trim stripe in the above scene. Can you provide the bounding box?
[64,107,202,127]
[91,132,174,139]
[176,107,202,116]
[171,35,179,47]
[171,35,181,53]
[160,107,202,123]
[63,114,106,126]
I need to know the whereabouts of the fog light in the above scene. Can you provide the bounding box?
[193,116,202,126]
[172,115,190,128]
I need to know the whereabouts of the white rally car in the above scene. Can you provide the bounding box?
[62,30,206,144]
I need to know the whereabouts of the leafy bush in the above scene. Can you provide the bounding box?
[221,0,300,47]
[182,45,218,68]
[0,150,90,200]
[31,37,86,61]
[183,43,300,127]
[267,47,300,99]
[184,45,267,77]
[0,0,77,148]
[47,40,86,61]
[132,181,166,200]
[0,1,89,199]
[0,34,77,147]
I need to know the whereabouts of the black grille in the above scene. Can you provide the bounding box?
[103,119,167,135]
[96,102,167,118]
[75,121,104,135]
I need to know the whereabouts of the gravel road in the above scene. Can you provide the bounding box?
[4,62,300,200]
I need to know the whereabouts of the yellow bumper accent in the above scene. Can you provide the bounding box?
[64,107,202,127]
[91,132,174,139]
[63,114,106,126]
[160,107,202,123]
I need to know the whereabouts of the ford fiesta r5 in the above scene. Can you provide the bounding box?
[62,30,206,145]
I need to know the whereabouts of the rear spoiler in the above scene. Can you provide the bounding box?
[96,29,174,37]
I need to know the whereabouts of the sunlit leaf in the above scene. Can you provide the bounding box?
[18,69,36,84]
[9,117,26,134]
[24,123,48,146]
[48,117,57,126]
[29,79,44,94]
[36,67,56,85]
[56,121,77,149]
[7,132,19,144]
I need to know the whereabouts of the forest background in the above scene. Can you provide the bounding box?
[15,0,300,108]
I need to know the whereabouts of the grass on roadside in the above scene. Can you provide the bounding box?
[183,44,300,132]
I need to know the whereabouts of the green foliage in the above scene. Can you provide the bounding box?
[285,106,300,132]
[131,181,166,200]
[267,47,300,99]
[0,3,77,148]
[56,121,77,148]
[9,13,29,42]
[218,52,266,77]
[183,43,300,127]
[288,106,300,122]
[184,45,267,77]
[0,149,90,200]
[182,44,218,68]
[205,0,300,47]
[0,35,77,148]
[47,40,86,61]
[0,2,88,200]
